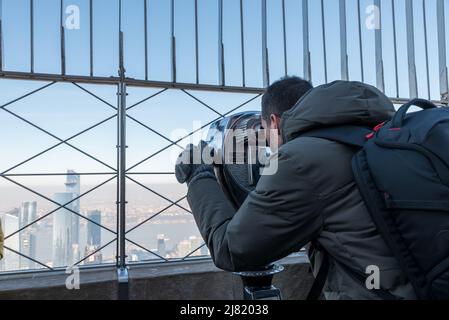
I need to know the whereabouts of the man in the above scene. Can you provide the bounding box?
[175,77,415,300]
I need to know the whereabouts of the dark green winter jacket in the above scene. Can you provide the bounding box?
[187,81,416,300]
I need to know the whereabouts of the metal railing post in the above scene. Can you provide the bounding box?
[117,0,129,300]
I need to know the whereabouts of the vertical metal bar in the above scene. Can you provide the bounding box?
[240,0,246,87]
[321,0,327,83]
[422,0,431,99]
[374,0,384,92]
[357,0,364,82]
[0,0,3,72]
[116,82,120,269]
[218,0,225,86]
[144,0,148,81]
[171,0,176,83]
[90,0,94,77]
[437,0,448,103]
[117,2,129,300]
[195,0,199,84]
[392,0,399,98]
[117,0,126,272]
[282,0,288,77]
[262,0,269,86]
[405,0,418,98]
[339,0,348,80]
[30,0,34,73]
[60,0,66,76]
[302,0,311,82]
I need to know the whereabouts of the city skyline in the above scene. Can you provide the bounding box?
[0,169,206,272]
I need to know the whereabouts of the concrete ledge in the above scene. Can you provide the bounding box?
[0,256,313,300]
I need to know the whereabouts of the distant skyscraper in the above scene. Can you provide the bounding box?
[84,210,102,265]
[52,193,74,267]
[19,202,37,270]
[65,170,80,262]
[0,213,20,271]
[177,240,192,258]
[157,234,167,258]
[189,236,202,257]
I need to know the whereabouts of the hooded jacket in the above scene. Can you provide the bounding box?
[187,81,416,300]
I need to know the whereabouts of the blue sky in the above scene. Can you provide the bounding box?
[0,0,448,186]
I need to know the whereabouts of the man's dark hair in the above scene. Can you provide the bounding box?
[262,76,313,122]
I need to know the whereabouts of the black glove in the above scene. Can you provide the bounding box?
[175,141,216,186]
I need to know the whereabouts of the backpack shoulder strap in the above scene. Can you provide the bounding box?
[300,126,372,148]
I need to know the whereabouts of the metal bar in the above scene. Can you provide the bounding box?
[0,0,3,72]
[60,0,66,75]
[126,88,168,111]
[3,175,118,240]
[116,83,120,268]
[4,246,53,271]
[126,172,175,175]
[126,114,185,149]
[423,0,431,99]
[126,93,262,172]
[90,0,94,77]
[0,70,266,94]
[144,0,148,81]
[261,0,269,86]
[30,0,34,73]
[0,107,117,172]
[73,239,116,267]
[240,0,246,86]
[126,196,187,234]
[182,89,224,117]
[125,239,169,262]
[282,0,288,76]
[374,0,384,92]
[0,81,56,110]
[357,0,364,82]
[302,0,311,82]
[72,82,117,110]
[405,0,418,98]
[339,0,348,80]
[117,0,127,269]
[1,114,117,175]
[182,243,208,261]
[1,172,115,177]
[195,0,199,84]
[321,0,327,83]
[171,0,176,83]
[392,0,399,98]
[126,176,191,213]
[437,0,448,102]
[218,0,225,86]
[0,71,446,106]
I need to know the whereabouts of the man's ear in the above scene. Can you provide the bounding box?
[270,114,281,133]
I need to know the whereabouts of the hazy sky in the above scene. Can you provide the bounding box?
[0,0,448,186]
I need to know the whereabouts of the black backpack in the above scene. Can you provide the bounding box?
[304,99,449,300]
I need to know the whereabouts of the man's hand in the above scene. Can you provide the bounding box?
[175,141,216,186]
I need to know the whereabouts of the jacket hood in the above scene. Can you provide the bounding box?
[281,81,396,143]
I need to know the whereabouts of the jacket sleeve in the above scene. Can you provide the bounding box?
[187,149,324,272]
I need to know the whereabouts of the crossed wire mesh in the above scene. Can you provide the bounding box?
[0,81,119,271]
[0,77,261,272]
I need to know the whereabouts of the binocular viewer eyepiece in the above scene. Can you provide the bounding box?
[206,112,284,300]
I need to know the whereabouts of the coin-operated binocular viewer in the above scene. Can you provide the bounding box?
[206,112,284,300]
